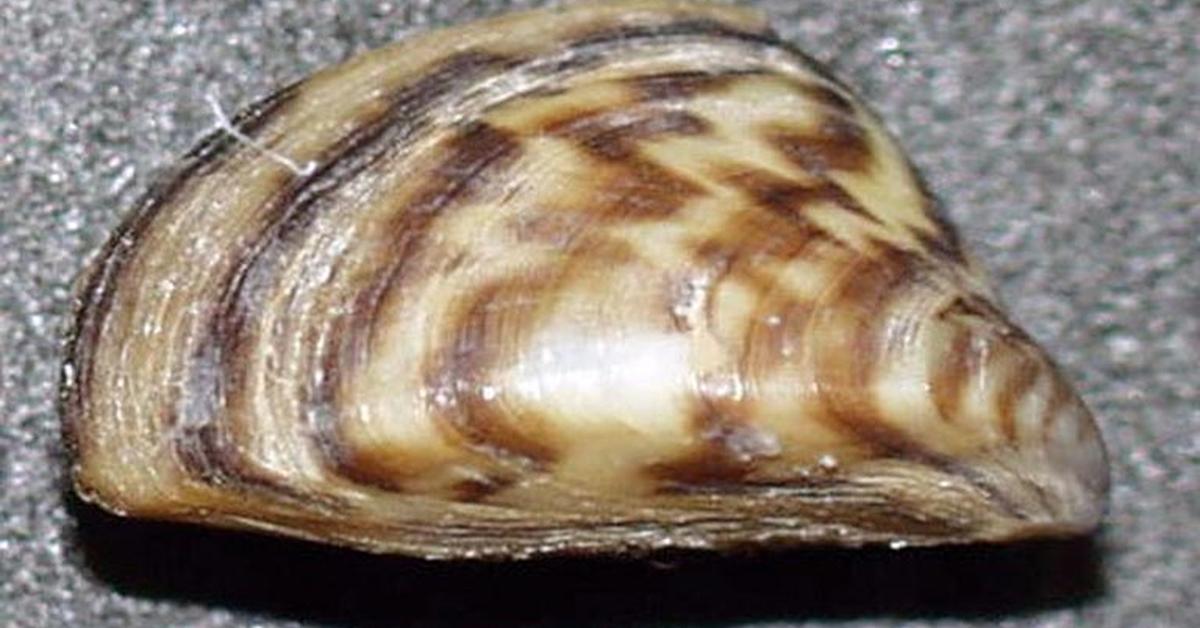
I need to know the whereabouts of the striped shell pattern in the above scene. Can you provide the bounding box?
[62,1,1108,558]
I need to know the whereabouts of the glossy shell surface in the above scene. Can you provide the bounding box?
[62,0,1108,559]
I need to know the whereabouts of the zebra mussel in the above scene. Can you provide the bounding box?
[62,0,1108,559]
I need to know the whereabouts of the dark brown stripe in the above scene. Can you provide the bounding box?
[929,322,976,425]
[60,80,302,459]
[404,121,526,216]
[484,19,780,108]
[943,294,1038,347]
[312,433,415,493]
[705,190,833,264]
[724,168,881,226]
[995,353,1042,443]
[172,342,228,481]
[427,277,561,469]
[452,473,517,503]
[366,119,525,346]
[624,69,763,102]
[555,14,870,139]
[171,333,344,509]
[812,249,935,459]
[540,107,709,221]
[770,118,873,176]
[675,207,830,367]
[674,224,820,412]
[319,249,457,468]
[317,121,525,490]
[307,288,409,491]
[940,293,1001,322]
[596,158,704,220]
[546,107,712,161]
[930,295,1018,428]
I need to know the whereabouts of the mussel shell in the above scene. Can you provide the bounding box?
[62,0,1107,559]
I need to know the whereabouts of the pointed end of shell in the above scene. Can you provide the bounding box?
[1029,398,1110,533]
[970,384,1110,542]
[857,309,1111,546]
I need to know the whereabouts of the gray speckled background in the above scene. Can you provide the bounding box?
[2,1,1197,626]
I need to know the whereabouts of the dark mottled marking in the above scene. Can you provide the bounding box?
[671,214,829,360]
[809,256,1064,521]
[725,168,880,225]
[219,50,519,363]
[596,158,704,219]
[703,195,832,266]
[318,442,410,493]
[914,216,968,267]
[937,297,1061,441]
[227,51,522,342]
[61,80,303,459]
[543,107,708,220]
[452,473,517,503]
[771,119,872,176]
[547,107,711,161]
[173,341,228,481]
[171,339,344,508]
[940,294,1001,325]
[405,121,525,215]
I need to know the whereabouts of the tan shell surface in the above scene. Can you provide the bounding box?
[62,0,1108,558]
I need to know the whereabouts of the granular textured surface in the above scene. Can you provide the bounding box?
[1,1,1196,626]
